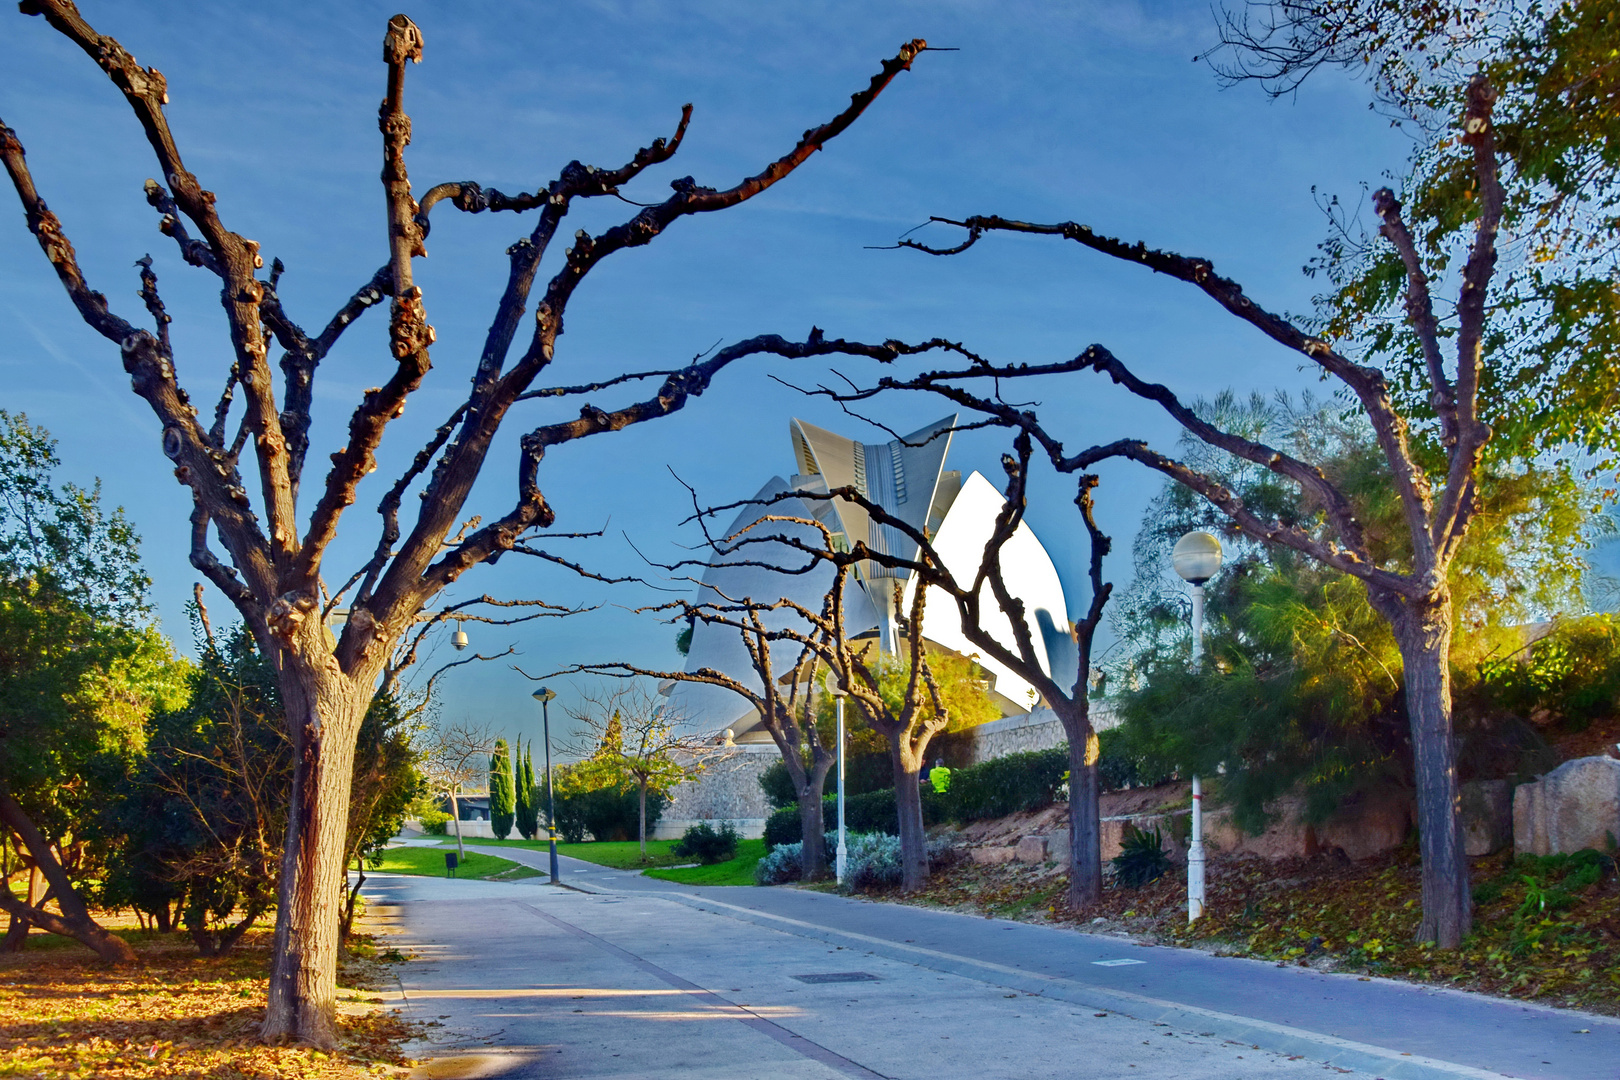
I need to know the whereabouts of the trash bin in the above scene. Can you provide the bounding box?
[444,852,459,877]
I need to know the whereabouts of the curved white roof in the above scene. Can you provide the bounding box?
[674,425,1073,737]
[907,470,1075,712]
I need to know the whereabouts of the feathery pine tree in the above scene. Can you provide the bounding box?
[515,739,538,840]
[488,738,515,840]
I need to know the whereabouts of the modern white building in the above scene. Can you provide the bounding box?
[666,415,1076,742]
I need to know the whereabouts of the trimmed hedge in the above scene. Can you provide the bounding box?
[945,747,1068,821]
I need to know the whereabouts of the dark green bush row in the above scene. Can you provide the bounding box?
[945,747,1069,821]
[764,788,910,848]
[553,786,667,844]
[763,746,1073,849]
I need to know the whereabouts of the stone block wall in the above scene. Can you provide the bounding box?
[655,743,778,840]
[963,705,1117,765]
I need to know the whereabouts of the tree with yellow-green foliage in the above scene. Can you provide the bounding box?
[0,412,188,963]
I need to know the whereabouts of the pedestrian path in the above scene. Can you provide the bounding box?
[377,845,1617,1079]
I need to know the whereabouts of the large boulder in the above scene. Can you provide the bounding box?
[1313,784,1412,861]
[1461,779,1513,857]
[1513,756,1620,856]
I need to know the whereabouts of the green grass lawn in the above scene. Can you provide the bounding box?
[376,845,540,881]
[429,834,687,869]
[643,839,766,887]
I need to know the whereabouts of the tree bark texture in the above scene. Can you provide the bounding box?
[262,671,369,1046]
[1063,724,1103,910]
[1394,599,1472,948]
[889,739,929,892]
[796,753,835,881]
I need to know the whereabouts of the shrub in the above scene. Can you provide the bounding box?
[757,759,799,812]
[554,785,667,843]
[1112,823,1171,887]
[843,832,903,891]
[671,821,739,865]
[944,747,1068,822]
[420,809,449,836]
[754,833,839,885]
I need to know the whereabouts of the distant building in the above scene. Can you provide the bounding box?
[667,414,1074,742]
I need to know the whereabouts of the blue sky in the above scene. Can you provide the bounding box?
[0,1,1416,749]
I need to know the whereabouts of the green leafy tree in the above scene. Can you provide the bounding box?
[489,739,515,840]
[0,411,187,965]
[1109,391,1602,832]
[1210,0,1620,466]
[111,622,288,957]
[0,412,186,963]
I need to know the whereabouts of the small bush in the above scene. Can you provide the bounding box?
[754,832,839,885]
[758,759,799,811]
[418,806,450,835]
[671,821,739,865]
[1112,823,1171,887]
[844,832,903,891]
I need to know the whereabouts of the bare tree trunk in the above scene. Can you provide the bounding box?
[1394,600,1472,949]
[340,857,366,942]
[1,866,40,952]
[1064,724,1103,911]
[639,781,648,859]
[448,789,466,861]
[0,786,134,964]
[263,678,367,1047]
[889,740,929,893]
[796,757,835,881]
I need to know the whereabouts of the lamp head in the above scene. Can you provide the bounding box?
[532,687,556,704]
[1172,530,1223,586]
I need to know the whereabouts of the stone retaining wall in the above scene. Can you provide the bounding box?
[655,743,778,840]
[962,705,1116,765]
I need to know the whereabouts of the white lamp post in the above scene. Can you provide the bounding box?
[1172,530,1222,924]
[531,687,559,885]
[829,677,848,886]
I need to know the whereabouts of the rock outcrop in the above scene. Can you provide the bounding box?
[1513,756,1620,856]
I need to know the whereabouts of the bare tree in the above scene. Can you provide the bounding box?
[748,428,1115,909]
[870,78,1506,948]
[566,600,842,878]
[0,2,927,1042]
[657,503,960,892]
[418,719,496,864]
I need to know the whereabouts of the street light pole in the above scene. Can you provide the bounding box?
[532,687,559,885]
[830,679,848,887]
[1172,531,1222,925]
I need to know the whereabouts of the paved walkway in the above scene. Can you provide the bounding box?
[370,845,1619,1079]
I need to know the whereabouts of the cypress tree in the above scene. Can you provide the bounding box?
[515,739,538,840]
[489,738,515,840]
